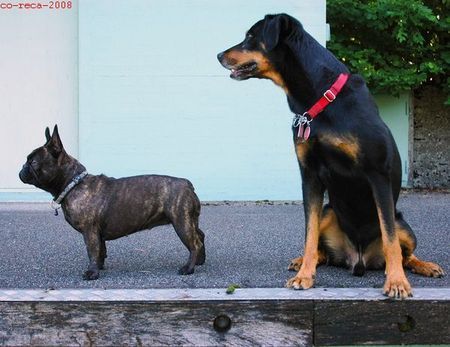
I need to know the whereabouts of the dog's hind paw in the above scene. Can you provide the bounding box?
[286,275,314,290]
[411,261,445,278]
[288,257,303,272]
[83,270,99,281]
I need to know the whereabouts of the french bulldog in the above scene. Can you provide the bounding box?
[19,125,205,280]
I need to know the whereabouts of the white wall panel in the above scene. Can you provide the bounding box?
[0,2,78,199]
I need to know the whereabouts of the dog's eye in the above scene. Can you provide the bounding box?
[246,32,254,39]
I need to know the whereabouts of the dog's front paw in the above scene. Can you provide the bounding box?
[178,265,194,275]
[83,270,99,280]
[288,256,303,272]
[383,275,412,299]
[286,275,314,290]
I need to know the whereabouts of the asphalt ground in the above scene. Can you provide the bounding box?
[0,192,448,290]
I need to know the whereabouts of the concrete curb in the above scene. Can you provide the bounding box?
[1,287,449,301]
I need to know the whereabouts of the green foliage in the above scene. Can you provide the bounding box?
[225,284,241,294]
[327,0,449,104]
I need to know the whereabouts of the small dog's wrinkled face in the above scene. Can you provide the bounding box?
[217,14,292,90]
[19,125,65,191]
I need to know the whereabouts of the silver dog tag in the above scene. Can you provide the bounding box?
[293,113,311,142]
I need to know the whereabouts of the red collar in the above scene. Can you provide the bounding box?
[293,73,349,141]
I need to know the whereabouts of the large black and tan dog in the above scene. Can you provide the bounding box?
[217,14,443,298]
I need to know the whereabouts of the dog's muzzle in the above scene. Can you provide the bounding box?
[19,163,36,185]
[217,51,258,81]
[19,165,30,183]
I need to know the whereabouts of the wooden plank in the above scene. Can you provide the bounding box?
[314,300,450,346]
[0,301,313,346]
[0,288,448,346]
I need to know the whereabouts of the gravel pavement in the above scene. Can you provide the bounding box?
[0,192,448,290]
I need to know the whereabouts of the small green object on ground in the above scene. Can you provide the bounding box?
[226,284,241,294]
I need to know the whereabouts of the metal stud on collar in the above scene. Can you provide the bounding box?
[51,200,61,216]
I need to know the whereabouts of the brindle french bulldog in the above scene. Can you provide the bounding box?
[19,125,205,280]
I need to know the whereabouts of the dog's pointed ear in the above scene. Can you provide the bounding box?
[46,124,64,157]
[45,127,51,143]
[262,14,296,51]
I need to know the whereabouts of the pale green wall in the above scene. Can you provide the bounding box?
[78,0,327,201]
[375,93,410,186]
[0,1,410,202]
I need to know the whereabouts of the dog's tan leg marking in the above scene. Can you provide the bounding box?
[363,237,385,269]
[376,206,412,298]
[398,227,445,277]
[367,172,412,299]
[295,142,310,167]
[288,251,326,272]
[288,207,343,271]
[403,254,445,277]
[320,209,357,259]
[286,204,322,290]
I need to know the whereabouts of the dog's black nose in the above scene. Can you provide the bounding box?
[19,166,27,182]
[217,52,224,62]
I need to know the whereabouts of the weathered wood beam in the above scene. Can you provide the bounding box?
[0,288,448,346]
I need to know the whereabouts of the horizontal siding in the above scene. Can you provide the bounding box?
[79,0,326,200]
[0,4,78,193]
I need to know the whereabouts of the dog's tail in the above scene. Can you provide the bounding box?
[352,259,365,277]
[352,245,366,277]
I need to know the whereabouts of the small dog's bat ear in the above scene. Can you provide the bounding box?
[47,124,64,157]
[262,14,295,51]
[52,124,59,138]
[45,127,51,142]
